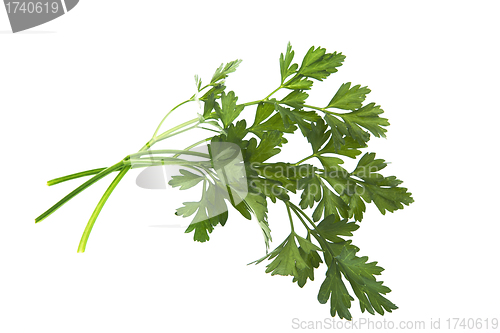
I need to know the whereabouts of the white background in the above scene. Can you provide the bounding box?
[1,1,499,332]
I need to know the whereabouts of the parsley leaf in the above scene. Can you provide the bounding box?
[293,234,323,287]
[298,46,346,81]
[315,214,359,243]
[175,180,229,242]
[280,42,298,84]
[318,259,354,320]
[249,102,297,138]
[327,82,371,110]
[336,246,398,316]
[319,133,366,159]
[214,91,245,128]
[168,169,204,190]
[307,118,330,153]
[275,103,312,136]
[246,130,284,163]
[311,181,350,222]
[252,232,321,282]
[284,76,314,90]
[352,153,414,214]
[200,83,226,101]
[281,90,308,109]
[298,174,322,209]
[338,103,390,144]
[211,59,243,84]
[203,93,217,118]
[242,191,272,250]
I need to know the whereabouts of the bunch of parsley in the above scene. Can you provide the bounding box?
[36,43,413,320]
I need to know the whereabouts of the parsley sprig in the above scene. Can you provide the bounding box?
[35,43,413,320]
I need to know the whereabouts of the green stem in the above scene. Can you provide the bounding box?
[151,98,194,139]
[173,138,211,158]
[294,153,316,166]
[139,117,199,151]
[303,104,342,116]
[147,81,215,148]
[127,158,211,169]
[240,100,262,107]
[264,85,283,100]
[45,144,212,187]
[197,125,224,135]
[163,124,200,139]
[77,165,131,253]
[35,161,125,223]
[303,104,326,113]
[289,204,314,234]
[47,168,107,186]
[288,202,335,258]
[129,149,210,159]
[239,84,283,108]
[200,165,220,184]
[150,118,200,145]
[285,201,295,233]
[288,202,318,229]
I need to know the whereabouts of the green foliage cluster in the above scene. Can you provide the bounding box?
[36,43,413,320]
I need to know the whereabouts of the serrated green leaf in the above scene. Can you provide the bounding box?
[360,183,414,215]
[194,74,202,92]
[294,110,321,122]
[200,83,226,101]
[352,152,388,182]
[324,114,348,151]
[252,102,275,125]
[264,233,308,277]
[214,91,245,128]
[315,215,359,243]
[276,104,311,136]
[249,177,290,203]
[336,246,397,316]
[175,201,198,218]
[307,118,330,153]
[249,102,297,138]
[251,113,297,138]
[284,77,314,90]
[317,260,354,320]
[298,46,346,81]
[243,191,271,250]
[312,184,349,222]
[295,234,322,253]
[320,164,351,196]
[341,188,366,222]
[255,233,308,277]
[281,90,308,109]
[203,93,216,118]
[293,234,323,288]
[340,103,390,144]
[298,175,322,209]
[168,169,204,190]
[252,162,315,195]
[246,130,283,163]
[319,134,366,159]
[348,152,414,214]
[220,120,248,144]
[327,82,371,110]
[176,181,229,242]
[317,156,346,174]
[211,59,242,84]
[280,42,298,84]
